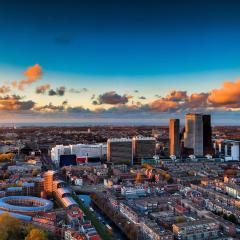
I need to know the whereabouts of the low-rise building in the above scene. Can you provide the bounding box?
[172,219,219,240]
[121,186,146,198]
[140,220,174,240]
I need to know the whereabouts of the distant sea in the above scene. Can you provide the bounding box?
[5,121,166,127]
[0,120,239,127]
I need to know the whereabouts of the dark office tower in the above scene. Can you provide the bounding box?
[203,114,212,155]
[107,138,132,164]
[169,119,180,157]
[132,137,156,164]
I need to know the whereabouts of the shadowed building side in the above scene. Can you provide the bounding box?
[184,113,212,156]
[107,138,132,164]
[203,114,213,155]
[132,137,156,165]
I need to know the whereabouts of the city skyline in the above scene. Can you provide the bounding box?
[1,0,240,124]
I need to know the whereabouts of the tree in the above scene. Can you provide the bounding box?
[224,169,237,177]
[107,167,113,178]
[228,214,237,224]
[167,177,174,184]
[0,153,14,162]
[32,169,39,177]
[3,172,9,179]
[223,214,228,220]
[61,168,66,177]
[25,228,48,240]
[0,213,22,240]
[142,163,153,170]
[150,175,156,182]
[176,216,185,223]
[135,172,142,184]
[187,170,195,176]
[164,173,171,181]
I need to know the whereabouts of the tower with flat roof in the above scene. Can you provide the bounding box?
[107,138,132,164]
[169,119,180,157]
[202,114,212,155]
[43,170,57,195]
[184,113,212,156]
[132,136,156,164]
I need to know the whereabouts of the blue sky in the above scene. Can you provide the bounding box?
[2,0,240,77]
[0,0,240,124]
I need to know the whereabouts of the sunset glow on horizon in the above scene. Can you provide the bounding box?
[1,0,240,124]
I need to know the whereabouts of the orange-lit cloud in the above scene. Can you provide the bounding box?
[150,91,208,112]
[150,99,179,112]
[149,80,240,112]
[12,64,43,90]
[34,102,66,112]
[0,95,35,111]
[0,84,11,94]
[186,92,209,108]
[2,75,240,118]
[36,84,51,94]
[208,80,240,108]
[166,90,188,102]
[34,101,90,113]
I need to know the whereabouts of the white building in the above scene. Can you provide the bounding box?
[51,144,106,164]
[231,142,240,161]
[74,178,83,186]
[50,145,71,162]
[70,144,106,159]
[121,186,146,197]
[213,139,240,161]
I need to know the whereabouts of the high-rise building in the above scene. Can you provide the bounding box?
[202,114,212,155]
[43,170,57,195]
[132,137,156,164]
[107,138,132,164]
[107,137,156,165]
[169,119,180,157]
[33,178,44,197]
[184,113,203,155]
[184,113,212,156]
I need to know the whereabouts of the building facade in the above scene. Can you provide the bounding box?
[51,144,106,165]
[132,137,156,164]
[169,119,180,157]
[43,170,57,195]
[107,138,132,164]
[213,139,240,161]
[172,219,219,240]
[184,113,212,156]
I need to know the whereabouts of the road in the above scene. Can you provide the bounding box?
[41,152,56,171]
